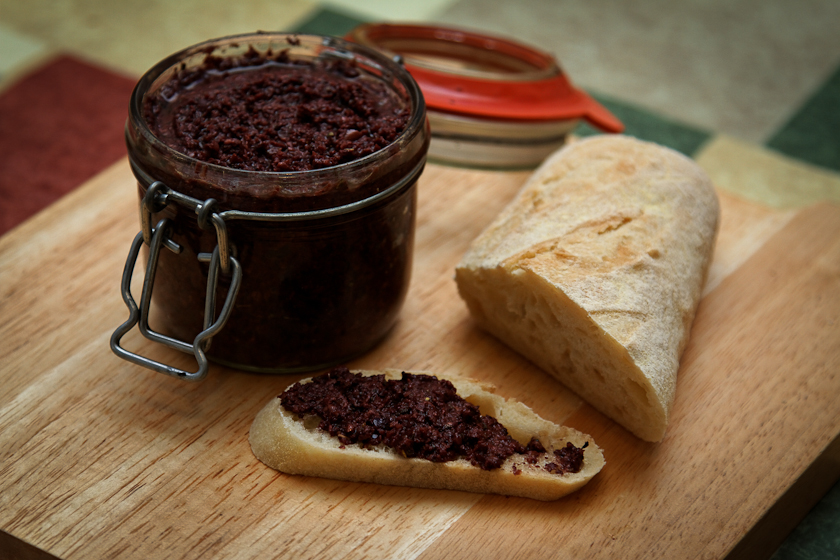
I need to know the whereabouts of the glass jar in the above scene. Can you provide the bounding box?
[112,32,430,379]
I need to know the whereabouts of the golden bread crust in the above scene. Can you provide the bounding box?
[455,136,720,441]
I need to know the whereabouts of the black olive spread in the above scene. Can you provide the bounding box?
[280,367,586,473]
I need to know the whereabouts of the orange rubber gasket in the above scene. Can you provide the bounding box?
[347,23,623,132]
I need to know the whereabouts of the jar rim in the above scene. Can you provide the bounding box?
[128,31,427,182]
[130,154,424,223]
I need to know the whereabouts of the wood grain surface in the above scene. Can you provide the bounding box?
[1,158,838,560]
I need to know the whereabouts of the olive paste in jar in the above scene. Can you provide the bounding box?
[145,46,409,176]
[126,34,430,373]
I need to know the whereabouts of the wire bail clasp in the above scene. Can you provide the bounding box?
[110,182,242,381]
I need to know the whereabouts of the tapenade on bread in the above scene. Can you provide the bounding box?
[455,135,720,442]
[249,368,604,500]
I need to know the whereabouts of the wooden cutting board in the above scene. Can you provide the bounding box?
[1,157,838,560]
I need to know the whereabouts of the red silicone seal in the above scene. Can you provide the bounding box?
[346,22,623,132]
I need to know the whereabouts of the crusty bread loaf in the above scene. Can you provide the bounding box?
[455,135,719,442]
[250,369,604,500]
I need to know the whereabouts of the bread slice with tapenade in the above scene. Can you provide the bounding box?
[249,368,604,501]
[455,135,720,442]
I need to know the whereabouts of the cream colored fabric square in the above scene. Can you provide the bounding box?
[696,135,840,209]
[0,0,317,76]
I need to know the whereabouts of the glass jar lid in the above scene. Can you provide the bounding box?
[347,23,624,168]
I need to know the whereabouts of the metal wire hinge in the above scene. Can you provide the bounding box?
[110,182,242,381]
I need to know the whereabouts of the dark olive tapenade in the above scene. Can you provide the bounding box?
[144,47,409,174]
[281,367,585,473]
[125,34,430,373]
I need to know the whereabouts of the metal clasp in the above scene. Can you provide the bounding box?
[110,182,242,381]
